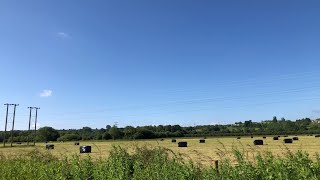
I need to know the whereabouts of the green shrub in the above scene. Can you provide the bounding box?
[57,133,81,141]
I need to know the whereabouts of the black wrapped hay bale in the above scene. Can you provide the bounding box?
[80,146,91,153]
[178,141,187,147]
[283,138,293,143]
[315,135,320,138]
[160,139,164,141]
[284,135,288,137]
[199,139,205,143]
[263,136,266,139]
[171,139,176,143]
[46,144,54,150]
[253,140,263,145]
[237,137,241,139]
[251,136,254,138]
[203,137,207,139]
[273,137,279,140]
[74,142,80,145]
[293,137,299,140]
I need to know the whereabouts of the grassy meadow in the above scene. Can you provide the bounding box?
[0,135,320,179]
[1,135,319,165]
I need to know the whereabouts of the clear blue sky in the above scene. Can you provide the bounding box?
[1,0,320,130]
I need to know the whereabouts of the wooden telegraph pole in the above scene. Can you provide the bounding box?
[3,104,13,147]
[33,107,40,146]
[27,107,33,145]
[10,104,19,147]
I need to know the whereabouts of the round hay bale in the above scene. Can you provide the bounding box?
[293,137,299,140]
[46,144,54,150]
[80,146,91,153]
[273,137,279,140]
[253,140,263,145]
[263,136,266,139]
[237,137,241,139]
[283,138,293,143]
[199,139,205,143]
[171,139,176,143]
[74,142,80,145]
[178,141,187,147]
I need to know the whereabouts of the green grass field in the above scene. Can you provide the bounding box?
[1,135,320,179]
[1,135,319,166]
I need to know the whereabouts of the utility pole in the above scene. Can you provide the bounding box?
[10,104,18,147]
[33,107,40,146]
[27,107,33,145]
[3,104,13,147]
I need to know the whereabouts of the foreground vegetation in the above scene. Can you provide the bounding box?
[0,145,320,179]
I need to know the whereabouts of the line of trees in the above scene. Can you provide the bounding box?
[1,117,320,142]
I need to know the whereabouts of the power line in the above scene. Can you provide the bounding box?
[140,71,320,94]
[40,96,320,125]
[2,71,320,129]
[36,85,320,117]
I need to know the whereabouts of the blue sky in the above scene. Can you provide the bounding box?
[1,0,320,130]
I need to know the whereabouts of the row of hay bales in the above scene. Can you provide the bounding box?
[45,142,91,153]
[250,135,289,139]
[166,135,305,147]
[253,136,299,145]
[235,135,302,145]
[307,134,320,137]
[169,138,206,147]
[248,134,320,138]
[271,136,299,140]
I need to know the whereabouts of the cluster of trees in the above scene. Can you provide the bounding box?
[1,117,320,142]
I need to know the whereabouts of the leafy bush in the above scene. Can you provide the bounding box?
[57,133,81,141]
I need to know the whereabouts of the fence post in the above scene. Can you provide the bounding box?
[215,160,219,175]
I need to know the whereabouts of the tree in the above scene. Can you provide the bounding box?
[133,128,155,139]
[37,126,60,141]
[79,127,93,140]
[272,116,278,123]
[109,125,121,140]
[106,125,111,130]
[57,133,81,141]
[94,131,103,140]
[102,132,112,140]
[123,126,136,139]
[244,120,252,127]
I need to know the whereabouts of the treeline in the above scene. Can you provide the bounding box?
[1,117,320,142]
